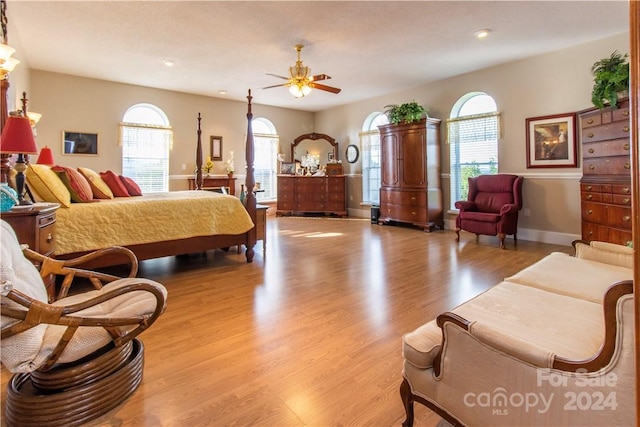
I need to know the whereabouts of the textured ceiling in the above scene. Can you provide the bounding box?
[8,1,629,112]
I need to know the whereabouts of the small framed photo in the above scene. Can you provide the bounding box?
[63,131,98,155]
[280,162,296,175]
[210,136,223,160]
[328,152,335,162]
[526,113,578,168]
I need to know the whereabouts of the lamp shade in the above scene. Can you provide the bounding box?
[0,116,38,154]
[36,146,55,165]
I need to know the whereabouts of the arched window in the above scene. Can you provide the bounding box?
[252,117,279,201]
[120,103,172,193]
[360,112,389,204]
[447,93,499,209]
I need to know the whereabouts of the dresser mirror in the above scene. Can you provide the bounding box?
[291,133,339,167]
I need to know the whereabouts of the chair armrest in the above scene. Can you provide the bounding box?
[499,203,518,215]
[1,278,167,370]
[454,200,476,211]
[23,246,139,300]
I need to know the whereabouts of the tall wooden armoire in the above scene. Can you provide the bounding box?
[378,117,443,231]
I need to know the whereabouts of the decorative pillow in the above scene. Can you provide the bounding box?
[99,170,130,197]
[119,175,143,196]
[575,242,634,269]
[77,167,113,199]
[25,164,71,207]
[51,166,93,203]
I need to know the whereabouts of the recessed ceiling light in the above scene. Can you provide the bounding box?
[163,59,175,67]
[219,90,227,95]
[475,29,491,39]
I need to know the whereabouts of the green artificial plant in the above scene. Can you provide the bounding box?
[591,51,630,109]
[384,101,427,125]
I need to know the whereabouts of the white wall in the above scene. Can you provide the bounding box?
[315,32,630,244]
[28,71,315,191]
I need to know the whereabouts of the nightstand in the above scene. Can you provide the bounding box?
[256,204,267,251]
[1,203,60,301]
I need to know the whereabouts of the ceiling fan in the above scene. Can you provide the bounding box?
[261,45,341,98]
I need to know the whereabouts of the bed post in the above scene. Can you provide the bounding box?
[195,112,203,190]
[244,90,257,263]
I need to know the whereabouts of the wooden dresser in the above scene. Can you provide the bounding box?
[377,117,443,231]
[276,175,347,217]
[579,98,632,245]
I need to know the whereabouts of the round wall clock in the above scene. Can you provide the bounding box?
[346,144,359,163]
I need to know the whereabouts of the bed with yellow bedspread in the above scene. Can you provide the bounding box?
[54,191,255,266]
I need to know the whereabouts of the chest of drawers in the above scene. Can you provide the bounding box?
[579,98,632,245]
[276,175,347,217]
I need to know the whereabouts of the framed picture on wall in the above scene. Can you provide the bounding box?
[525,113,578,168]
[62,131,98,155]
[210,136,223,160]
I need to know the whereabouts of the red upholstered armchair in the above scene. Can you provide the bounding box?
[455,174,524,249]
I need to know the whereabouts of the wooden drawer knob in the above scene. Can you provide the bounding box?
[412,211,417,216]
[624,163,630,169]
[587,209,593,215]
[622,110,629,116]
[623,216,630,222]
[410,196,416,201]
[589,165,595,170]
[623,126,629,132]
[587,133,594,138]
[623,143,630,150]
[587,119,594,124]
[588,148,594,154]
[46,233,54,244]
[588,230,594,236]
[623,198,630,205]
[586,185,592,191]
[622,187,630,193]
[586,194,592,200]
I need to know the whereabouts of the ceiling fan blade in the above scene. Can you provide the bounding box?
[260,83,288,90]
[309,82,341,94]
[266,73,290,80]
[311,74,331,82]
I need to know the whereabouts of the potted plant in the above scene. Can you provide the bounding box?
[384,101,427,125]
[591,51,629,109]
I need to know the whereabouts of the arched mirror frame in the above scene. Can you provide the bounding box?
[291,132,339,162]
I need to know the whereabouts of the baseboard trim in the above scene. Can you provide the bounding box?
[443,218,578,246]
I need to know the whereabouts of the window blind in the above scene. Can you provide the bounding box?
[253,134,279,201]
[360,130,381,204]
[447,112,500,206]
[120,123,172,193]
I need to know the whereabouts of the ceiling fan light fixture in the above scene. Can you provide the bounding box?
[289,83,311,98]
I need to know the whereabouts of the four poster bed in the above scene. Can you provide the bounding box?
[54,91,258,267]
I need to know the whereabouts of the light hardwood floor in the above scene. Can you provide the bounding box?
[1,216,573,426]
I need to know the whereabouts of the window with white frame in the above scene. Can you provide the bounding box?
[252,118,279,202]
[360,112,389,204]
[448,93,499,209]
[120,104,172,193]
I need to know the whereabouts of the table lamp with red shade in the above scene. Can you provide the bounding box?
[36,146,55,165]
[0,115,38,205]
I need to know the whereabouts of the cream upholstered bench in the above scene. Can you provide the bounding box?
[401,241,634,427]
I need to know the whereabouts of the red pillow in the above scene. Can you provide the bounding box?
[99,170,130,197]
[51,165,94,202]
[119,175,143,196]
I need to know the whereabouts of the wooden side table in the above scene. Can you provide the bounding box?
[1,203,60,301]
[256,204,267,251]
[188,176,236,196]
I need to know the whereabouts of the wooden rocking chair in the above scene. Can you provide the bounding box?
[1,219,167,426]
